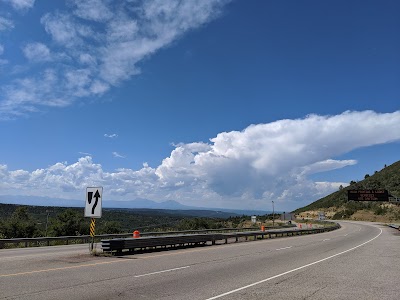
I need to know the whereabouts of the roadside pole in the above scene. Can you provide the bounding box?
[90,218,96,251]
[272,200,275,227]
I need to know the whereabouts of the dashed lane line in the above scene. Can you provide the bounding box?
[134,266,190,278]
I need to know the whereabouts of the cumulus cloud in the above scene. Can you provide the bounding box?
[104,133,118,138]
[1,111,399,210]
[0,0,228,120]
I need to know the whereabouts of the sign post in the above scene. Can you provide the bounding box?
[90,218,96,251]
[85,187,103,253]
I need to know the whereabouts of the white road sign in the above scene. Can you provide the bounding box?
[85,187,103,218]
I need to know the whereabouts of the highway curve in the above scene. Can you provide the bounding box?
[1,221,399,300]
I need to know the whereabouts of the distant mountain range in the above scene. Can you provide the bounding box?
[0,195,269,216]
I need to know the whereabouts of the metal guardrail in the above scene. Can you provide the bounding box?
[102,224,341,254]
[0,226,296,249]
[0,233,133,249]
[388,224,400,230]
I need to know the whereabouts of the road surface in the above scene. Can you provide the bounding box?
[1,221,399,299]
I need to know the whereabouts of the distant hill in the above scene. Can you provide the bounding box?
[293,160,400,222]
[0,195,268,216]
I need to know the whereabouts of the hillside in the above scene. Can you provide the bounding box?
[293,160,400,222]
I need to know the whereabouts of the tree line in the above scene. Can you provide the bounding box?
[0,207,124,239]
[1,206,261,239]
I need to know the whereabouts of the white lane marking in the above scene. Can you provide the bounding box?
[205,228,382,300]
[134,266,190,278]
[322,239,331,241]
[276,246,292,251]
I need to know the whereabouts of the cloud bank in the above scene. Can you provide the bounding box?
[1,111,399,210]
[0,0,229,119]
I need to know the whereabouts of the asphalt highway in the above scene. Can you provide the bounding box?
[1,221,399,300]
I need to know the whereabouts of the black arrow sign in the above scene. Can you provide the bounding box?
[91,190,101,215]
[87,192,93,204]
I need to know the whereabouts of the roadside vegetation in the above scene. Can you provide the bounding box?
[293,160,400,222]
[0,204,282,239]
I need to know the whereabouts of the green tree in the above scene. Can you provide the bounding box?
[49,209,88,236]
[1,207,39,238]
[100,221,122,234]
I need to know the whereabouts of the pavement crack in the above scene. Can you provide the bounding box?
[302,285,328,300]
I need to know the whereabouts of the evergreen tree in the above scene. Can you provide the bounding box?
[49,209,88,236]
[1,207,39,238]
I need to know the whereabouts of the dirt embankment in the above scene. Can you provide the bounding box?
[297,205,400,223]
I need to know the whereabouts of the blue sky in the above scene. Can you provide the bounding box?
[0,0,399,211]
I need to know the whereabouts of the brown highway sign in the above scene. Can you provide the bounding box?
[347,189,389,201]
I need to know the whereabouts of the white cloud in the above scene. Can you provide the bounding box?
[0,16,14,31]
[0,69,71,119]
[78,152,92,156]
[300,159,357,176]
[104,133,118,138]
[0,0,229,119]
[1,111,399,211]
[41,12,94,48]
[64,68,92,97]
[22,43,51,62]
[90,80,109,95]
[2,0,35,11]
[0,44,5,64]
[70,0,114,22]
[112,152,126,158]
[79,53,97,66]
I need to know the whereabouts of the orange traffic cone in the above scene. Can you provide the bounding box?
[133,230,140,238]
